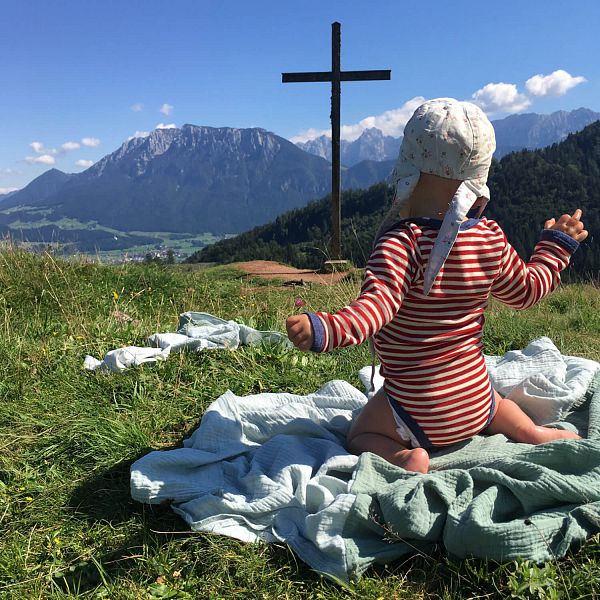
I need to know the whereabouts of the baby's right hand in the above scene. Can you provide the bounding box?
[544,209,588,242]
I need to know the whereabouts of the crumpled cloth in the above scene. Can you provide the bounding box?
[131,337,600,582]
[84,311,291,373]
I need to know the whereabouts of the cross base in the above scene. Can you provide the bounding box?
[322,259,351,274]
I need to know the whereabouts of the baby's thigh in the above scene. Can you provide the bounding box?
[347,388,400,442]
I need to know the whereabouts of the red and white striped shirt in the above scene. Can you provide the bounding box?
[309,218,577,447]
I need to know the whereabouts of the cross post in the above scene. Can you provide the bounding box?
[282,22,391,260]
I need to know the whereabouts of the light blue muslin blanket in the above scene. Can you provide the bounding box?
[130,337,600,583]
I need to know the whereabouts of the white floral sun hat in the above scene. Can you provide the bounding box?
[375,98,496,294]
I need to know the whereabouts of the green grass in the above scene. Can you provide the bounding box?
[1,242,600,598]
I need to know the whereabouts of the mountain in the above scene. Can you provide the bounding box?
[1,125,394,251]
[294,108,600,165]
[188,120,600,276]
[6,108,599,254]
[492,107,600,156]
[296,128,401,165]
[0,168,74,206]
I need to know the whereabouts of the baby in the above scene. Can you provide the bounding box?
[286,98,588,474]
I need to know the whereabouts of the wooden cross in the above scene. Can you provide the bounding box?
[282,21,391,260]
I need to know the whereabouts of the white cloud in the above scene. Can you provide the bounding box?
[471,82,531,114]
[525,69,586,97]
[291,96,426,143]
[127,130,151,141]
[160,103,174,116]
[131,102,144,112]
[75,159,94,168]
[0,187,19,195]
[290,127,329,144]
[25,154,56,165]
[155,123,176,130]
[61,141,81,151]
[29,141,57,155]
[81,137,101,147]
[30,141,45,153]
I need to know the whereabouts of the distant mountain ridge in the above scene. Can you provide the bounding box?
[295,108,600,166]
[492,108,600,156]
[0,125,392,250]
[2,108,599,253]
[296,128,402,165]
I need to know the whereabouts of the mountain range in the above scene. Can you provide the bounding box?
[1,107,599,253]
[188,119,600,277]
[0,126,392,251]
[296,108,600,165]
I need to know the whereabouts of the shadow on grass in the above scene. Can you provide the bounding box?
[62,451,185,593]
[58,450,534,598]
[56,449,600,599]
[63,438,326,595]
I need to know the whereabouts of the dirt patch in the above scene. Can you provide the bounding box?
[233,260,349,285]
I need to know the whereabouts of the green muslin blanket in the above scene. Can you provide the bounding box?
[131,337,600,582]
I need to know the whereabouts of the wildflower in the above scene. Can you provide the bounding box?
[294,297,306,308]
[25,496,33,502]
[112,291,119,300]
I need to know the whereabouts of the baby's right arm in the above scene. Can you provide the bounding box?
[491,209,586,309]
[544,208,588,242]
[286,314,313,351]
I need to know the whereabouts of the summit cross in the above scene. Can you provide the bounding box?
[282,21,391,261]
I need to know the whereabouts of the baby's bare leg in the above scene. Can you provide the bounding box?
[486,392,581,443]
[346,389,429,473]
[347,432,430,473]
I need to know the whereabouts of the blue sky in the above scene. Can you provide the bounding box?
[2,0,599,193]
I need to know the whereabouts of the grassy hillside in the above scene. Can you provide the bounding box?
[1,244,600,598]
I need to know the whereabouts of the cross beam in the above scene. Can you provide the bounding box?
[282,22,391,260]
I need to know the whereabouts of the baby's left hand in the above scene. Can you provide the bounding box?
[544,208,588,242]
[286,314,313,351]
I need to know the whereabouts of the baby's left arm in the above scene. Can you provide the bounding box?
[491,208,585,310]
[287,229,418,353]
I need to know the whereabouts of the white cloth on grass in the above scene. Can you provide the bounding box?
[84,311,291,373]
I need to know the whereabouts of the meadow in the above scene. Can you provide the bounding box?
[1,242,600,599]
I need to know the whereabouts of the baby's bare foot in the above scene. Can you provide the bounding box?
[529,426,581,444]
[392,447,430,473]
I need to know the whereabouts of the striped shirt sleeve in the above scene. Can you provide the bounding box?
[308,229,418,352]
[491,228,578,310]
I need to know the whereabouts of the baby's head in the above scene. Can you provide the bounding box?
[376,98,497,294]
[393,98,496,211]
